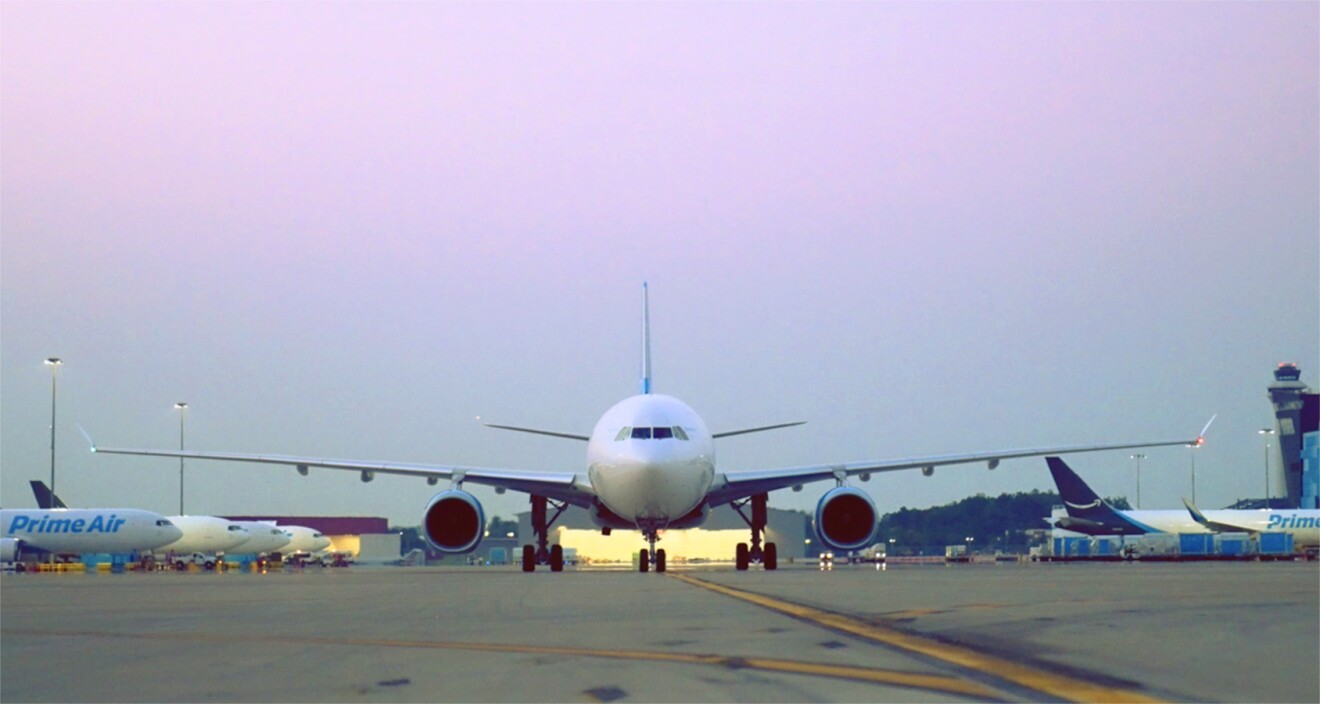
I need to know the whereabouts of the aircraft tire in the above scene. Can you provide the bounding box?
[639,548,650,573]
[550,544,564,572]
[522,545,536,572]
[655,548,666,573]
[735,543,750,571]
[763,542,777,571]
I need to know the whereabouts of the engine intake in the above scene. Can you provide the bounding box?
[422,490,485,554]
[814,486,877,552]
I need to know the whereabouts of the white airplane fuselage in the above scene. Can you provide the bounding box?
[1120,509,1320,546]
[229,522,292,555]
[586,394,716,529]
[281,525,332,554]
[2,508,182,554]
[157,515,252,555]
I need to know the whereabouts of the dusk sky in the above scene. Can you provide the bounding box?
[3,2,1316,528]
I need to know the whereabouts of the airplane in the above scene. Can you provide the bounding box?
[91,284,1209,573]
[28,481,253,561]
[226,521,292,556]
[2,507,182,562]
[1046,456,1320,547]
[278,524,332,556]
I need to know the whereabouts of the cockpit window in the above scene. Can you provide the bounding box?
[157,520,174,527]
[617,426,689,441]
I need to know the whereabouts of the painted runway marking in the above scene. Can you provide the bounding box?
[671,573,1166,704]
[1,628,996,699]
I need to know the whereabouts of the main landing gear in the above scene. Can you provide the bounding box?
[521,494,567,573]
[731,493,777,571]
[638,528,666,573]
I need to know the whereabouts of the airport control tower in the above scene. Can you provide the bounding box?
[1267,363,1316,507]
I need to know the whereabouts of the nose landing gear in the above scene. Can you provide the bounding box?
[639,527,666,573]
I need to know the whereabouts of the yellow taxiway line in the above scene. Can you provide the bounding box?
[671,573,1166,703]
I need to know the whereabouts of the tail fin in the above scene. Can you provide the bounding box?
[1046,457,1114,519]
[640,282,652,395]
[30,480,67,509]
[1046,457,1154,536]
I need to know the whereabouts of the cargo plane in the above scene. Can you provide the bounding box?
[1047,456,1320,549]
[1,508,181,561]
[92,285,1208,573]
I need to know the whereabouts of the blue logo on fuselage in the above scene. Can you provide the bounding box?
[1267,514,1319,530]
[6,513,127,535]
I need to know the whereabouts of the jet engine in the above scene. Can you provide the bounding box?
[813,486,878,552]
[1,537,20,562]
[421,490,485,554]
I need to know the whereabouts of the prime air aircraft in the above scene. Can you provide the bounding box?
[29,480,255,560]
[1047,456,1320,548]
[93,285,1207,573]
[1,508,182,561]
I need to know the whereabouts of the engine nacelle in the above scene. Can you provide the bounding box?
[422,490,485,554]
[1,537,20,562]
[813,486,878,552]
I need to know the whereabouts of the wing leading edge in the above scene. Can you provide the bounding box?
[90,446,593,508]
[707,436,1202,507]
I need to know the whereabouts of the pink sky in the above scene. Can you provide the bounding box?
[3,2,1316,522]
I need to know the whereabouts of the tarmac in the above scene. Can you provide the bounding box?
[1,560,1316,703]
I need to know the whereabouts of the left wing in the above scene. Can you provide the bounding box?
[707,436,1201,507]
[90,446,595,508]
[1182,497,1259,535]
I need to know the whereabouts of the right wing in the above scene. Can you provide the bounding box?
[90,445,595,508]
[706,436,1202,507]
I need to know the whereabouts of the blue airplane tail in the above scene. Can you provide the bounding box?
[640,282,652,395]
[29,480,67,510]
[1046,457,1153,536]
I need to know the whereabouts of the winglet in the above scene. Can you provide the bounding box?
[77,423,97,452]
[1192,414,1217,446]
[640,282,652,395]
[1181,497,1211,527]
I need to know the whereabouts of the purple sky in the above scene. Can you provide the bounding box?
[3,2,1316,525]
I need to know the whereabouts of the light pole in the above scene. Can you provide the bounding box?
[1130,453,1146,509]
[175,402,188,515]
[44,358,63,500]
[1258,428,1275,507]
[1187,442,1200,505]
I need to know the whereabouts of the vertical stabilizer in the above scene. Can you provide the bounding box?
[640,283,652,394]
[30,480,68,509]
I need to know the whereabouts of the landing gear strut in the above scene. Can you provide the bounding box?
[521,494,567,572]
[732,492,777,571]
[639,527,666,573]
